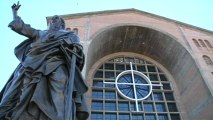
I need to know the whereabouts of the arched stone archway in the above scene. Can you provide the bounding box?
[86,25,211,120]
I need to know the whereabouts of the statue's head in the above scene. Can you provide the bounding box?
[49,15,65,31]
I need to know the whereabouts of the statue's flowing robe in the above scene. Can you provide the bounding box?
[0,17,89,120]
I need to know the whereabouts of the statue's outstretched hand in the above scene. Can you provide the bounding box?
[12,1,21,19]
[12,1,21,11]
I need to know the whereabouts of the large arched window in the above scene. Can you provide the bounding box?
[91,56,182,120]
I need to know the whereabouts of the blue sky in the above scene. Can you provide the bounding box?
[0,0,212,90]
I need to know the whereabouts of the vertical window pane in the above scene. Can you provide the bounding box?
[105,90,116,99]
[126,64,131,70]
[131,102,136,111]
[168,103,178,112]
[144,103,155,112]
[153,93,163,101]
[116,64,125,70]
[149,74,158,81]
[132,114,143,120]
[147,66,156,72]
[165,92,175,101]
[92,101,103,110]
[105,101,116,111]
[158,114,168,120]
[91,112,103,120]
[119,113,130,120]
[159,74,167,81]
[163,83,171,90]
[94,71,103,78]
[118,102,129,111]
[105,113,117,120]
[92,90,103,99]
[156,103,166,112]
[145,114,156,120]
[137,65,146,72]
[105,71,115,79]
[105,63,114,70]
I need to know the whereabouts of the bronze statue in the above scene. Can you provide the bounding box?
[0,2,89,120]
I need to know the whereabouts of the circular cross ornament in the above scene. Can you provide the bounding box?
[104,62,162,112]
[115,70,152,101]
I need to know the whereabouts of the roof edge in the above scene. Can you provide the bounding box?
[46,8,213,34]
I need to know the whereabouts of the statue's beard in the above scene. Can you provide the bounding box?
[49,22,62,31]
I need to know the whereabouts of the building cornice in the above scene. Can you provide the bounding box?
[46,8,213,34]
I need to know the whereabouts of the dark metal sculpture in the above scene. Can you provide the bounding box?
[0,2,89,120]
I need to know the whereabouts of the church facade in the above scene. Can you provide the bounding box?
[50,9,213,120]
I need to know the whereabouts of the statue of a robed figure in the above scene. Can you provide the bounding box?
[0,2,89,120]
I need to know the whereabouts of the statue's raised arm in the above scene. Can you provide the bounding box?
[9,1,39,39]
[11,1,21,20]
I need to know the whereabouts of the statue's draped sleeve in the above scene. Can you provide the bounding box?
[8,16,39,39]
